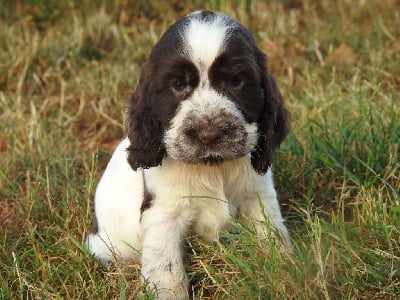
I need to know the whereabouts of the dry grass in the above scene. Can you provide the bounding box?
[1,0,399,299]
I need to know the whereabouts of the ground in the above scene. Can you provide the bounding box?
[0,0,399,299]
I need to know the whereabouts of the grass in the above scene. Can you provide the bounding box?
[0,0,399,299]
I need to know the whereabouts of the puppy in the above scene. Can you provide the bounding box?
[86,10,290,299]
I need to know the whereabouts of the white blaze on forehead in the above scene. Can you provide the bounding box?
[185,14,230,68]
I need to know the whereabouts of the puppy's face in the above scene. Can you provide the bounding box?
[126,11,289,173]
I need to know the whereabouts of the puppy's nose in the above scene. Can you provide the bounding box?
[197,127,223,145]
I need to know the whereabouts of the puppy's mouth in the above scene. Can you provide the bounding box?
[200,155,224,165]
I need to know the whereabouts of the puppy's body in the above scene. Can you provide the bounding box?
[86,11,290,299]
[87,138,288,257]
[87,138,289,297]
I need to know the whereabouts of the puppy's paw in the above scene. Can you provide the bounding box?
[141,269,188,300]
[85,233,114,265]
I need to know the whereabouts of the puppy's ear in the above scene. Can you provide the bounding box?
[126,63,166,170]
[251,54,290,174]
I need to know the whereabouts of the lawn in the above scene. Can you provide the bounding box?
[0,0,399,299]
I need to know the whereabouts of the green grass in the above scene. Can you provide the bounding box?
[1,0,399,299]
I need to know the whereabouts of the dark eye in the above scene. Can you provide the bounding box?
[229,76,243,88]
[172,79,187,92]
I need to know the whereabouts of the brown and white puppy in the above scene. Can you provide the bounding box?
[86,10,290,299]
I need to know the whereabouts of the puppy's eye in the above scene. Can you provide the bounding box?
[229,76,243,88]
[172,80,187,92]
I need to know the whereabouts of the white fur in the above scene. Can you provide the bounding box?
[86,138,290,299]
[185,12,229,69]
[85,138,143,264]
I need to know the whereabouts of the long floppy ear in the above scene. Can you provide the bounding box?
[125,63,166,170]
[251,54,290,174]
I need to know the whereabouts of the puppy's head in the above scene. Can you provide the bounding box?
[126,11,289,174]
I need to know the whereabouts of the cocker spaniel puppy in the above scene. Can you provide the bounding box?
[86,10,290,299]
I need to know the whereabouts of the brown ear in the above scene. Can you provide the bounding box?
[125,64,166,170]
[251,55,290,174]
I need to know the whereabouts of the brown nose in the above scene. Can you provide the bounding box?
[196,127,224,145]
[185,126,224,145]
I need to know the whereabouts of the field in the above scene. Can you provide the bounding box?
[0,0,399,299]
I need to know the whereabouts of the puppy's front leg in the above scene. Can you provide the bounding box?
[241,192,291,250]
[140,205,189,300]
[239,170,291,251]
